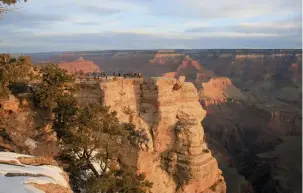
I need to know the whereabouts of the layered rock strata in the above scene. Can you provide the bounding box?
[99,77,226,193]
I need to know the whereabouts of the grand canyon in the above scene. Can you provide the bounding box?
[2,49,299,193]
[0,0,302,192]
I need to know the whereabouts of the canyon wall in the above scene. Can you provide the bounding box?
[99,77,226,193]
[199,77,301,193]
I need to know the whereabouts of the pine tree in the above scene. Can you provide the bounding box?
[0,54,32,99]
[55,103,153,193]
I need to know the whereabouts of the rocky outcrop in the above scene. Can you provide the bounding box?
[0,94,58,156]
[99,77,226,193]
[199,77,246,103]
[58,57,101,74]
[0,152,72,193]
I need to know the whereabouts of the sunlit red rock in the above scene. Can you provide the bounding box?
[58,57,101,74]
[99,77,226,193]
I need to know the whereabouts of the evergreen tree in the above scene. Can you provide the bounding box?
[33,64,74,116]
[55,103,153,193]
[0,54,32,99]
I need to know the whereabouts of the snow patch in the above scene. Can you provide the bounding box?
[0,152,33,164]
[0,152,69,193]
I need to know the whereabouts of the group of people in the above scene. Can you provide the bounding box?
[87,72,143,79]
[113,72,142,78]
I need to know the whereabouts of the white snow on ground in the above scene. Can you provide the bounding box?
[0,152,69,193]
[0,164,68,186]
[0,175,55,193]
[0,152,33,164]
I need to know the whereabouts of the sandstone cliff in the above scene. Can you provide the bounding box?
[99,77,226,193]
[58,57,101,74]
[0,152,72,193]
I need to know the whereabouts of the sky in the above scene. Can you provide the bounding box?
[0,0,302,53]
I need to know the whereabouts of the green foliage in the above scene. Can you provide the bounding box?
[33,83,60,109]
[40,64,74,87]
[0,54,32,99]
[86,169,153,193]
[56,103,152,193]
[53,93,78,138]
[33,64,74,110]
[124,123,149,149]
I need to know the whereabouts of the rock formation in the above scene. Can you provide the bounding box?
[149,51,184,65]
[58,57,101,74]
[161,56,215,88]
[200,77,246,103]
[0,152,72,193]
[0,94,58,156]
[99,77,226,193]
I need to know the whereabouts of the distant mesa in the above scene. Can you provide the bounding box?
[149,50,184,65]
[58,57,101,74]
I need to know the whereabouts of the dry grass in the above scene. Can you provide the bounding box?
[17,156,58,166]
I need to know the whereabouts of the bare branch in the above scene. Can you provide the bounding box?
[0,1,24,18]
